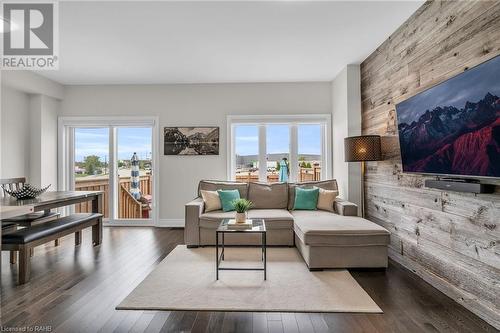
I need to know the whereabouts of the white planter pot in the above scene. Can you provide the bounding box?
[235,212,247,223]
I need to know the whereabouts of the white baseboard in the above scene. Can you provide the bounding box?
[102,218,184,228]
[157,219,185,228]
[103,220,155,227]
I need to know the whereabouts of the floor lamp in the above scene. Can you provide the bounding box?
[344,135,382,218]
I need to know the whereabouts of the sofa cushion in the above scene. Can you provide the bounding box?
[247,182,288,209]
[292,210,390,246]
[288,180,338,210]
[200,210,235,222]
[247,209,293,221]
[217,189,240,212]
[200,190,221,212]
[293,187,319,210]
[198,180,248,199]
[248,209,293,229]
[200,209,293,229]
[316,188,338,212]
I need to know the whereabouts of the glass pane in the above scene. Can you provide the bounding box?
[235,125,259,182]
[117,127,153,219]
[266,124,290,183]
[74,128,110,217]
[298,124,322,182]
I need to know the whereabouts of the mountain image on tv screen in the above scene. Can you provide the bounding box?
[396,55,500,178]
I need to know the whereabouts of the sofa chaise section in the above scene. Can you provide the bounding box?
[292,210,390,269]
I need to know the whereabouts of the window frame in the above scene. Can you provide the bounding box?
[227,114,332,183]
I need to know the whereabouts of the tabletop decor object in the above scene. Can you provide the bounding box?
[2,184,51,200]
[232,198,253,223]
[227,219,253,229]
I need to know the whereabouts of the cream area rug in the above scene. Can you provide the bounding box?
[117,245,382,313]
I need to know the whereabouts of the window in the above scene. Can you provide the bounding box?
[228,115,331,183]
[298,124,322,182]
[235,125,259,182]
[266,124,290,182]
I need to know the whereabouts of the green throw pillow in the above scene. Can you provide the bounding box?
[293,187,319,210]
[217,189,241,212]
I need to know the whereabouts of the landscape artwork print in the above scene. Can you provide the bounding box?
[396,55,500,178]
[164,127,219,155]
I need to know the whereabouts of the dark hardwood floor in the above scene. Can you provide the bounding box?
[1,227,497,333]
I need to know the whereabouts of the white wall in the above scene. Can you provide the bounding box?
[29,95,43,186]
[29,95,60,188]
[60,82,331,223]
[40,96,59,189]
[1,71,63,188]
[2,71,64,100]
[1,86,30,179]
[331,65,361,211]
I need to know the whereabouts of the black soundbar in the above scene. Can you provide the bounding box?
[425,179,495,194]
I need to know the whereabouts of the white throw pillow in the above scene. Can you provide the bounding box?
[200,190,222,212]
[316,187,338,212]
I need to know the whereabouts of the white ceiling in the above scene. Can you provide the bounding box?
[38,1,424,85]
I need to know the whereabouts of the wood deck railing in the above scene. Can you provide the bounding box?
[298,166,321,182]
[235,166,321,183]
[119,184,142,218]
[235,173,279,183]
[74,175,152,218]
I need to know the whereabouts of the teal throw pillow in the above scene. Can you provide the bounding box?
[217,189,241,212]
[293,187,319,210]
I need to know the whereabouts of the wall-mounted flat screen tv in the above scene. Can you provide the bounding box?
[395,55,500,178]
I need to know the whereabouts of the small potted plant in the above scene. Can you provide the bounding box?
[233,198,253,223]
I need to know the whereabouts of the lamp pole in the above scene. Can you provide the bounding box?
[361,160,365,218]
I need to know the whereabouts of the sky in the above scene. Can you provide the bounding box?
[235,124,322,156]
[396,55,500,125]
[75,127,152,162]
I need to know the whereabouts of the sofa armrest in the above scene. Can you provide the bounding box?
[334,198,358,216]
[185,197,204,247]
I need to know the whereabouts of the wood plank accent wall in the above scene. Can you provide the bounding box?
[360,1,500,328]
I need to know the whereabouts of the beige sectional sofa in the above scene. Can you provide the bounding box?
[185,180,390,269]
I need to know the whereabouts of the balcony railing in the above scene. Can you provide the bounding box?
[235,166,321,183]
[298,166,321,182]
[74,175,152,219]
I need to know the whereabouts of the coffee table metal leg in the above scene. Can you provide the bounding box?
[222,232,225,260]
[264,232,267,280]
[216,231,219,280]
[261,233,264,261]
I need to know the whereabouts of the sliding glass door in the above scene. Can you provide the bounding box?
[116,127,153,219]
[73,128,111,217]
[60,117,158,225]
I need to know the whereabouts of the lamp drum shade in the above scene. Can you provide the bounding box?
[344,135,382,162]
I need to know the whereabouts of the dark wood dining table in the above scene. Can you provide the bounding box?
[0,191,103,267]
